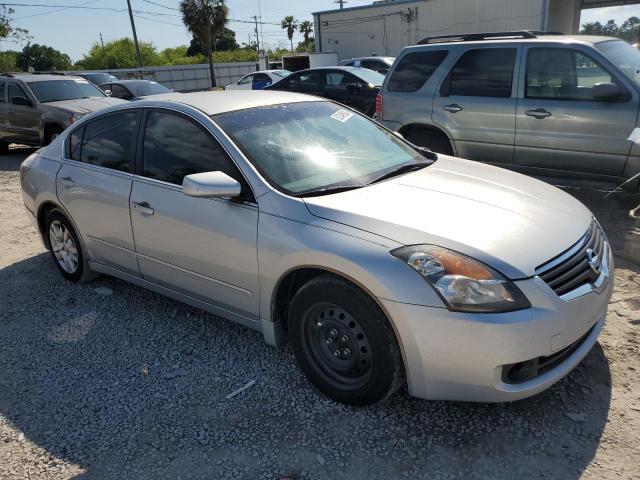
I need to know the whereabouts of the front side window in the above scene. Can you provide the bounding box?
[238,75,253,85]
[80,111,139,172]
[26,79,105,103]
[8,83,29,104]
[526,48,622,101]
[142,111,240,186]
[387,50,448,92]
[445,48,516,98]
[214,101,427,196]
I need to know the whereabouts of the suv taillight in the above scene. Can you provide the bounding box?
[375,93,383,116]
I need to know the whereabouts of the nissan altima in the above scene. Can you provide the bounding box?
[20,91,613,406]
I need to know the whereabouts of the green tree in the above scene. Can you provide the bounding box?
[0,50,18,72]
[76,38,159,70]
[580,21,604,35]
[159,45,205,65]
[186,27,238,56]
[299,20,313,43]
[16,44,72,71]
[180,0,228,88]
[281,16,297,52]
[0,6,30,45]
[620,16,640,42]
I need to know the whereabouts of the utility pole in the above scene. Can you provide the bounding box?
[99,33,108,69]
[126,0,143,69]
[252,15,260,53]
[257,0,264,54]
[334,0,347,9]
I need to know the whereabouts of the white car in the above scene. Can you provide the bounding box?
[225,70,291,90]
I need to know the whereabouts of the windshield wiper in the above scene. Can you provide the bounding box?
[369,161,432,184]
[296,184,365,197]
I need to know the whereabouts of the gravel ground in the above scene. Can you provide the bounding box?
[1,146,639,480]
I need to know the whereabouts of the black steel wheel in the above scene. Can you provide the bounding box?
[289,274,405,406]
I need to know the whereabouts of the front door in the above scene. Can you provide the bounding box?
[432,46,520,165]
[57,110,141,276]
[6,82,40,144]
[514,45,638,179]
[130,109,259,317]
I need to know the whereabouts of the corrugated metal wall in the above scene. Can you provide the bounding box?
[80,62,258,92]
[314,0,547,60]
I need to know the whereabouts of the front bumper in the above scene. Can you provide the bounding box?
[381,248,613,402]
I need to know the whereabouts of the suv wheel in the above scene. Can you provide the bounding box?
[288,274,405,406]
[405,128,453,155]
[0,141,9,154]
[44,125,63,145]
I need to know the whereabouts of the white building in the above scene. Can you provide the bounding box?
[312,0,630,61]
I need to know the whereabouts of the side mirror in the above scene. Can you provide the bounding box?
[11,96,32,107]
[592,82,620,102]
[182,171,241,198]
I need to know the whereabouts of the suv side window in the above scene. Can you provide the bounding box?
[525,48,626,101]
[142,110,244,189]
[80,111,140,173]
[0,81,4,102]
[444,48,516,98]
[388,50,448,92]
[8,83,29,104]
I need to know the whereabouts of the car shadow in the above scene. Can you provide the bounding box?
[0,145,38,172]
[0,253,612,479]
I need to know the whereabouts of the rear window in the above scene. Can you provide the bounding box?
[387,50,448,92]
[445,48,516,98]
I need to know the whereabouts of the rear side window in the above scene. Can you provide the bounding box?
[387,50,448,92]
[142,111,241,186]
[80,111,139,172]
[68,127,83,160]
[445,48,516,98]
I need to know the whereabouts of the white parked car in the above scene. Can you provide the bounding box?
[225,70,291,90]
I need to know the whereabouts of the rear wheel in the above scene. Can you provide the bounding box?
[288,274,405,406]
[46,209,97,282]
[404,128,453,155]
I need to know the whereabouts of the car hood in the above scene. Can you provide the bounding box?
[303,156,592,279]
[43,96,126,114]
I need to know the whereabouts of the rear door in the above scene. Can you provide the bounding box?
[6,82,40,143]
[57,110,141,276]
[251,73,271,90]
[514,45,638,179]
[433,46,520,164]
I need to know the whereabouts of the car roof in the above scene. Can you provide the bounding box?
[413,34,620,48]
[109,79,156,85]
[134,90,325,115]
[5,74,85,82]
[344,56,395,62]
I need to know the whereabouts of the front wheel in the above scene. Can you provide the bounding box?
[288,274,405,406]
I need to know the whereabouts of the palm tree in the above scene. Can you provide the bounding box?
[281,16,297,52]
[180,0,228,88]
[299,20,313,44]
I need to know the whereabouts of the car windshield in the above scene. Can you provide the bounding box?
[272,70,291,78]
[82,73,118,85]
[214,101,427,196]
[596,39,640,87]
[27,79,105,103]
[351,68,385,86]
[128,81,171,96]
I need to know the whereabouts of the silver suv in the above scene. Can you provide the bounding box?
[377,31,640,189]
[0,73,125,153]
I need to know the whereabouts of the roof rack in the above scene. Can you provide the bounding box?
[417,30,563,45]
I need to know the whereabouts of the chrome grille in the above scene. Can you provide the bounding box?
[537,220,606,297]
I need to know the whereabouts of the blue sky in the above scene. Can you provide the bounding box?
[2,1,640,62]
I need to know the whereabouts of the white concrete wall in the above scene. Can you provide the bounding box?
[314,0,547,60]
[81,62,258,92]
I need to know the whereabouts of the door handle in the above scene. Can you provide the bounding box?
[59,176,74,188]
[525,108,552,119]
[132,201,154,216]
[442,104,462,113]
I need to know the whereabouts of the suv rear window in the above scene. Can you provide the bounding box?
[387,50,448,92]
[444,48,516,98]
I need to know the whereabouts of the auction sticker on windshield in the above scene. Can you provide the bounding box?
[331,109,354,123]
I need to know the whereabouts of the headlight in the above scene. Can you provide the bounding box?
[391,245,530,313]
[70,113,85,124]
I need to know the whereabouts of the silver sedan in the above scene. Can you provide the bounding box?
[20,91,613,405]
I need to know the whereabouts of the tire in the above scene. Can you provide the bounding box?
[0,141,8,155]
[404,128,453,155]
[44,125,63,145]
[45,209,98,283]
[288,274,405,406]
